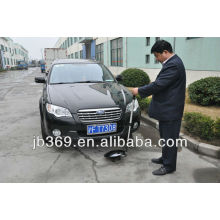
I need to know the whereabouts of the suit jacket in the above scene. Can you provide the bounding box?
[138,54,186,121]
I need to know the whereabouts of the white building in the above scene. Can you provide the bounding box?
[0,37,28,69]
[54,37,84,59]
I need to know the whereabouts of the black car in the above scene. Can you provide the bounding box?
[35,59,140,142]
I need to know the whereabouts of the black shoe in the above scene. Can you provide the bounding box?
[151,157,163,164]
[152,166,175,176]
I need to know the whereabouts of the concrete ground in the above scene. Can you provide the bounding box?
[0,67,220,183]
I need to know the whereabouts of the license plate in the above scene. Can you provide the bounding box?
[87,123,117,135]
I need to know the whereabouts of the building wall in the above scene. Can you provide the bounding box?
[54,37,83,58]
[175,37,220,71]
[54,37,220,86]
[108,37,220,86]
[0,37,28,68]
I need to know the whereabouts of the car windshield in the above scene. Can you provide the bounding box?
[49,63,116,84]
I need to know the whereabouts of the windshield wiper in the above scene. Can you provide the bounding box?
[50,82,79,85]
[51,81,109,84]
[50,82,67,85]
[74,80,104,83]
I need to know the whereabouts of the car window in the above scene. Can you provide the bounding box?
[49,63,115,84]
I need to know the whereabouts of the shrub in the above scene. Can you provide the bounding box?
[120,68,150,87]
[184,112,215,140]
[214,118,220,138]
[188,77,220,106]
[136,95,152,113]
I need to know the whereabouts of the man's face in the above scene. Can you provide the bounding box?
[153,51,168,63]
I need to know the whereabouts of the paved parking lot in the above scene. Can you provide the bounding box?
[0,67,220,182]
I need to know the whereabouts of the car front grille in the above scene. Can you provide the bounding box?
[77,107,122,124]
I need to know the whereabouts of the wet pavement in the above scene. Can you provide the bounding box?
[0,68,220,183]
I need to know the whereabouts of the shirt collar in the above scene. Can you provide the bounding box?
[162,54,175,65]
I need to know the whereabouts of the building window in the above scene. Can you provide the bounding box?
[80,50,83,59]
[67,38,70,48]
[0,45,4,51]
[75,52,78,59]
[96,43,104,63]
[155,37,160,42]
[111,38,123,66]
[70,37,72,47]
[74,37,77,43]
[146,37,150,46]
[146,55,150,64]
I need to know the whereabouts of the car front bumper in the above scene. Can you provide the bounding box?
[43,108,141,140]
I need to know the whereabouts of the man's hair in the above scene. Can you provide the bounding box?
[151,40,173,54]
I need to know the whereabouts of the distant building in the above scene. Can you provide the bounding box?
[0,37,28,69]
[54,37,220,86]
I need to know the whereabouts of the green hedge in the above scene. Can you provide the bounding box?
[136,95,152,113]
[214,118,220,138]
[184,112,215,140]
[120,68,150,87]
[188,77,220,106]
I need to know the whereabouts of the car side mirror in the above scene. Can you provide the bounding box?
[116,75,123,82]
[35,77,46,83]
[45,71,49,76]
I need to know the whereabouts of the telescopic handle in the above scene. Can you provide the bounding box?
[127,96,135,142]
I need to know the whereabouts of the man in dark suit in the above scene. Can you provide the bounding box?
[131,40,186,175]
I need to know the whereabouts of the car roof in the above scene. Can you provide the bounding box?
[52,59,100,65]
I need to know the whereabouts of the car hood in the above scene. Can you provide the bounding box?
[48,82,133,113]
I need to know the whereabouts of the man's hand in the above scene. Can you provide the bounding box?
[131,88,139,96]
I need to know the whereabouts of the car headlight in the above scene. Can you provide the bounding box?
[46,103,72,118]
[126,99,139,112]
